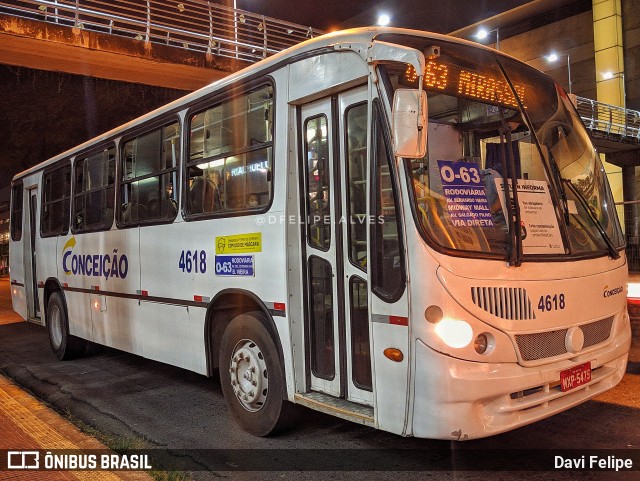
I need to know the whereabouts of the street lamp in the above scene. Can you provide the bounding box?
[377,14,391,26]
[476,27,500,50]
[545,52,572,94]
[602,71,626,110]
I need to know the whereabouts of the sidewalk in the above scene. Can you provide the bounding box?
[0,374,154,481]
[0,278,154,481]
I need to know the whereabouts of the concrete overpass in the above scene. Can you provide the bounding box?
[0,0,322,90]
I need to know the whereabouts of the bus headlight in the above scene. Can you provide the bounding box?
[434,319,473,348]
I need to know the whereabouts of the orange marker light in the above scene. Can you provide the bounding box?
[383,348,404,363]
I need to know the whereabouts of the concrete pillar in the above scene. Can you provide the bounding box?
[622,165,639,270]
[593,0,625,107]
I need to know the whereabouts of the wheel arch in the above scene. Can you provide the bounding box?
[205,289,286,382]
[43,277,66,326]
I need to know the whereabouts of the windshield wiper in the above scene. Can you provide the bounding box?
[562,179,620,259]
[547,151,570,225]
[496,111,523,266]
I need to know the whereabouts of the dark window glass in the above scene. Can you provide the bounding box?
[10,182,23,241]
[372,110,405,300]
[187,84,273,215]
[345,103,368,270]
[73,147,115,232]
[41,164,71,237]
[350,276,372,391]
[305,115,331,250]
[119,122,180,225]
[308,256,335,380]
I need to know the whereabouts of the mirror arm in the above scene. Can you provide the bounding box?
[417,75,425,132]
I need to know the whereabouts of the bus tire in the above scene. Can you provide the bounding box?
[219,311,296,436]
[46,292,86,361]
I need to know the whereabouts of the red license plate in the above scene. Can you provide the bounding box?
[560,361,592,392]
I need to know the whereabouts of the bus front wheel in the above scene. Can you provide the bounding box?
[219,311,295,436]
[46,292,86,360]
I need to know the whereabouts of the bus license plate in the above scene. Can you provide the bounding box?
[560,362,592,392]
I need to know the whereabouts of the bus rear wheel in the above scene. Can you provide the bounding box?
[219,311,295,436]
[47,292,86,360]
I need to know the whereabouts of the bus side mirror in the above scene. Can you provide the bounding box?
[392,89,427,158]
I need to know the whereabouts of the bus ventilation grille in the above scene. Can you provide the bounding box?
[515,316,614,361]
[470,287,535,320]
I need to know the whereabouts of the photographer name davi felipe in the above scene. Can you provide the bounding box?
[555,455,633,471]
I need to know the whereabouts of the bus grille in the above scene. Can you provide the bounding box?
[515,316,614,361]
[471,287,535,320]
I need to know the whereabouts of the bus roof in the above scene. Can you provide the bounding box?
[11,26,518,181]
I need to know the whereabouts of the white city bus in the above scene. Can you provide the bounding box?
[9,28,631,440]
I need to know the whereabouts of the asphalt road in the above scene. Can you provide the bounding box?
[0,280,638,480]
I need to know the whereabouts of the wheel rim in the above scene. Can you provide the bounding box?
[50,304,63,349]
[229,339,269,412]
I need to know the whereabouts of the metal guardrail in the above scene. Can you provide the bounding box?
[575,95,640,141]
[0,0,324,63]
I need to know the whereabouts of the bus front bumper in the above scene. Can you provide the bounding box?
[410,322,631,440]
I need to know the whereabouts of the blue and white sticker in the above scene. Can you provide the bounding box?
[437,159,494,227]
[215,255,255,276]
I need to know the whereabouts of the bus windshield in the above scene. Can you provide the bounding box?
[378,35,624,260]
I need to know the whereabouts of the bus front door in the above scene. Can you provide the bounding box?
[299,87,373,406]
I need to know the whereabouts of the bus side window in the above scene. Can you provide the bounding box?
[72,147,116,233]
[119,122,179,225]
[346,103,368,270]
[41,163,71,237]
[10,182,23,241]
[186,83,274,217]
[371,107,405,301]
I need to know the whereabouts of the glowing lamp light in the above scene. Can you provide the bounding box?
[476,28,489,40]
[434,318,473,348]
[546,53,559,62]
[377,14,390,26]
[602,71,615,80]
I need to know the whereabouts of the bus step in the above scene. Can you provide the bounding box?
[294,392,374,427]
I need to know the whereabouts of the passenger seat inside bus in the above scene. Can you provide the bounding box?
[121,203,148,223]
[189,176,220,213]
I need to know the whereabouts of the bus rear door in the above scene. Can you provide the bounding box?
[25,187,41,321]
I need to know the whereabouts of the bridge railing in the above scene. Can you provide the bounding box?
[0,0,324,63]
[575,95,640,140]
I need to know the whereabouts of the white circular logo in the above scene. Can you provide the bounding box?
[565,326,585,354]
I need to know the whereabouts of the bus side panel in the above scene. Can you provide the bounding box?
[161,211,290,375]
[138,222,203,374]
[371,294,410,436]
[289,51,368,104]
[64,292,91,340]
[56,231,92,341]
[61,228,142,354]
[96,227,141,355]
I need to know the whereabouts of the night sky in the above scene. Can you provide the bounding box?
[236,0,530,31]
